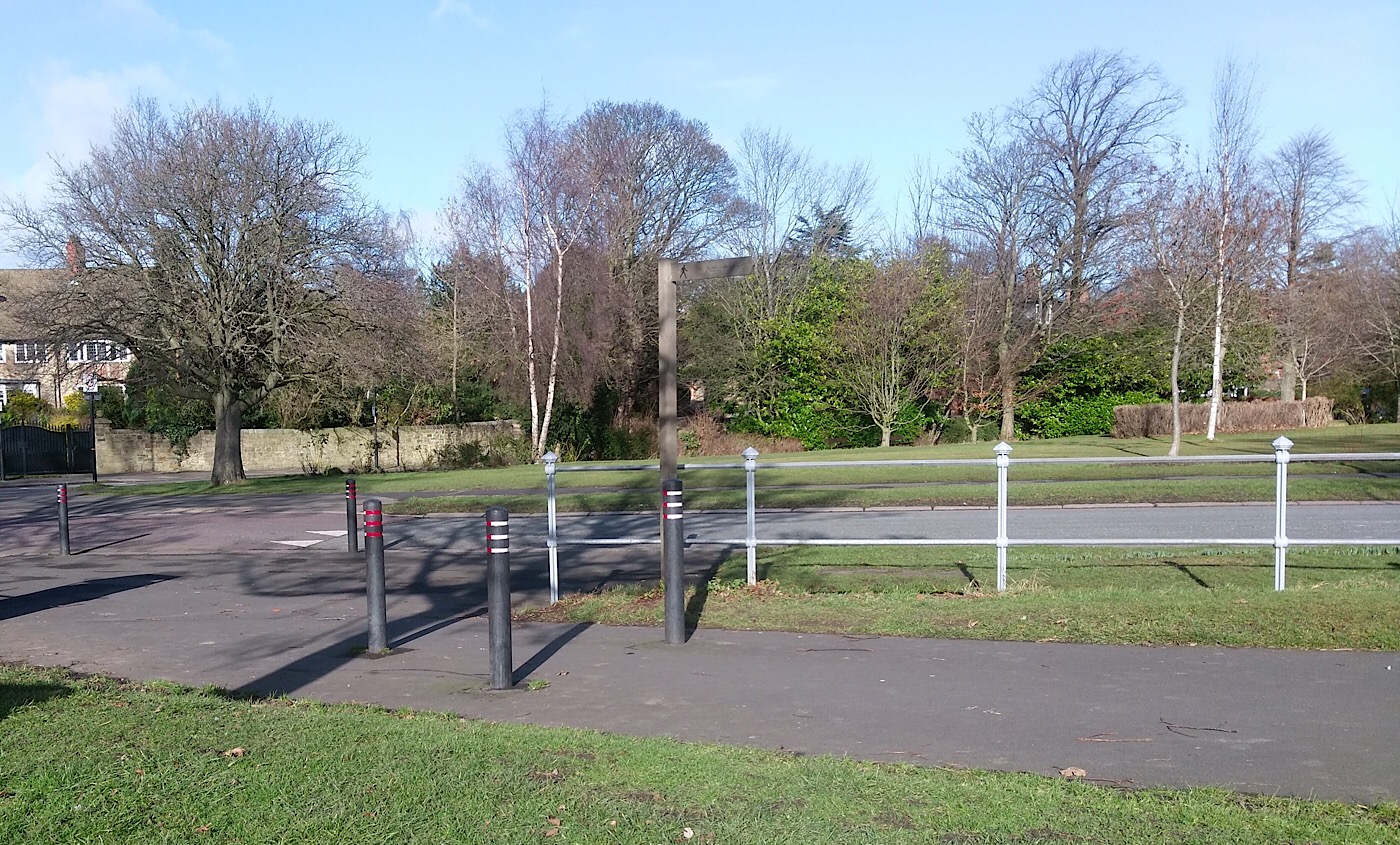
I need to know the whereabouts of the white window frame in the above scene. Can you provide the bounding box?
[67,340,131,364]
[13,342,46,364]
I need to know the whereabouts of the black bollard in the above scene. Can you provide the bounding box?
[57,484,71,556]
[662,478,685,644]
[363,498,387,653]
[345,477,359,553]
[485,506,513,690]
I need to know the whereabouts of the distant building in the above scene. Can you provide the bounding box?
[0,268,133,408]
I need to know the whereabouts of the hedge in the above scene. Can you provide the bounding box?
[1112,398,1334,438]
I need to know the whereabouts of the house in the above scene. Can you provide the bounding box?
[0,268,132,408]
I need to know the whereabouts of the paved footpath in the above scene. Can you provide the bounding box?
[0,547,1396,805]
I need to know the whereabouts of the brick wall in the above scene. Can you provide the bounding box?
[96,420,522,475]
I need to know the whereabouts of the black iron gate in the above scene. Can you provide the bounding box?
[0,423,95,479]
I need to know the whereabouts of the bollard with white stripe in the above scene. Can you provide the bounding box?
[662,478,686,644]
[363,498,388,653]
[57,484,71,556]
[345,477,359,553]
[485,505,514,689]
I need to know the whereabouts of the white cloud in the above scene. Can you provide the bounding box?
[433,0,492,28]
[98,0,236,62]
[29,63,175,167]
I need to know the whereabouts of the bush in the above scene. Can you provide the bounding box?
[433,432,533,469]
[1017,391,1161,439]
[0,392,49,426]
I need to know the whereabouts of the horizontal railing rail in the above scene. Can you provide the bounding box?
[538,439,1400,603]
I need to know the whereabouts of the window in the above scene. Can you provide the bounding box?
[67,341,130,363]
[14,342,47,363]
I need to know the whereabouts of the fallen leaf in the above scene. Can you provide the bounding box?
[966,620,979,628]
[548,817,561,826]
[543,829,559,838]
[195,826,211,834]
[683,827,695,839]
[222,748,245,758]
[1059,767,1087,779]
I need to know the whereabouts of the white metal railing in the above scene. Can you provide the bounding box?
[541,438,1400,601]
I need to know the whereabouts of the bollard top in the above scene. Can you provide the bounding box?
[364,498,382,511]
[993,441,1012,456]
[485,504,509,521]
[1272,435,1294,451]
[542,451,557,464]
[662,477,683,492]
[742,446,759,461]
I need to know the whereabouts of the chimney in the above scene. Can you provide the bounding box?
[66,235,85,278]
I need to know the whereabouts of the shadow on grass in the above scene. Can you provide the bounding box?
[683,548,728,641]
[1167,561,1212,588]
[0,680,73,720]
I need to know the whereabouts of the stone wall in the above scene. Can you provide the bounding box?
[96,420,521,475]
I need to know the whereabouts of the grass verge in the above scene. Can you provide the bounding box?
[93,426,1400,507]
[1,664,1395,844]
[517,546,1400,650]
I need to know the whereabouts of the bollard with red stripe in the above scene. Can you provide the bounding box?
[57,484,71,556]
[485,505,514,689]
[345,477,359,553]
[662,477,685,644]
[363,498,387,653]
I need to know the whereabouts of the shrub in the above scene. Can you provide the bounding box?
[434,431,533,469]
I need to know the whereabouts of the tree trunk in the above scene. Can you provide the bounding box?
[1206,277,1226,441]
[1168,304,1186,457]
[211,388,246,486]
[880,426,892,448]
[1000,379,1015,442]
[1280,345,1298,402]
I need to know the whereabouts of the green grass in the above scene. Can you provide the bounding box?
[90,428,1400,509]
[1,664,1396,844]
[518,546,1400,650]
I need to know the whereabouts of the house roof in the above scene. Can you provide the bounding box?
[0,269,65,340]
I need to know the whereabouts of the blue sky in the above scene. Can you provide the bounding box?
[2,0,1396,266]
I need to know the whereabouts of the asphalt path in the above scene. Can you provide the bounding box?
[0,547,1395,803]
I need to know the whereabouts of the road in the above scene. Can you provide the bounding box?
[0,484,1397,557]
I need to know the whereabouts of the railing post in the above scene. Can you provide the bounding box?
[743,447,759,585]
[994,442,1012,592]
[1273,435,1293,591]
[363,498,388,653]
[543,451,559,604]
[485,505,514,689]
[345,477,359,553]
[57,484,71,556]
[662,478,686,644]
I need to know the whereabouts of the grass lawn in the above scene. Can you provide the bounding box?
[1,664,1396,844]
[518,545,1400,651]
[93,426,1400,514]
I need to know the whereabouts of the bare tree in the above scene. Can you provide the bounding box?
[835,252,955,446]
[1346,225,1400,421]
[1265,130,1361,400]
[569,101,747,405]
[3,98,398,484]
[939,110,1044,441]
[1204,61,1268,439]
[1018,50,1181,317]
[1140,171,1217,455]
[444,106,599,459]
